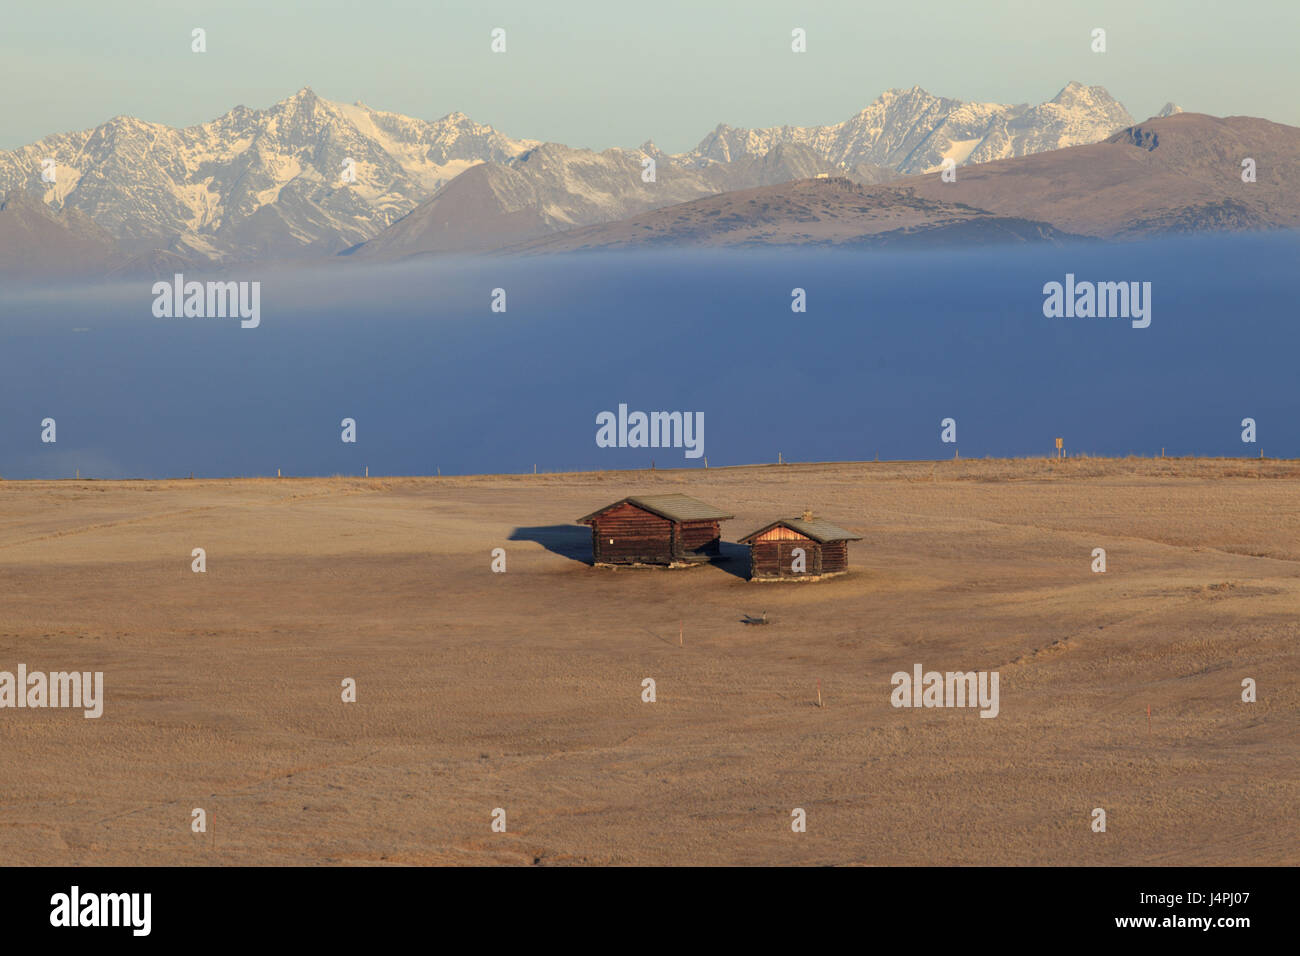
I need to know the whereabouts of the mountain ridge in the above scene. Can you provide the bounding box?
[0,82,1156,271]
[493,114,1300,254]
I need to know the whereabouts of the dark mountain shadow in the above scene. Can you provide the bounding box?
[510,524,591,564]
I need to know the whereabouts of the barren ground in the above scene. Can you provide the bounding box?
[0,458,1295,865]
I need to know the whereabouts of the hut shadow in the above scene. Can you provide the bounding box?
[509,525,592,564]
[709,541,751,581]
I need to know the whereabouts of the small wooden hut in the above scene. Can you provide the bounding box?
[738,511,862,581]
[578,494,734,567]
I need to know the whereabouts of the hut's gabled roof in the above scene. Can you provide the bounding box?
[737,516,863,545]
[578,494,735,525]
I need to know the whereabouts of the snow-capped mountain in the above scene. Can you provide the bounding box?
[348,82,1136,260]
[683,82,1135,174]
[0,82,1148,268]
[0,87,538,262]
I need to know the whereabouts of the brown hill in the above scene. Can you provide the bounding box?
[345,161,555,258]
[900,113,1300,237]
[0,192,123,278]
[498,177,1083,254]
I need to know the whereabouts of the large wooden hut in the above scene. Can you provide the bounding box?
[738,511,862,581]
[578,494,734,567]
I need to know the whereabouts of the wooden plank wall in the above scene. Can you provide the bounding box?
[749,540,824,578]
[678,519,722,556]
[821,540,849,574]
[590,502,673,564]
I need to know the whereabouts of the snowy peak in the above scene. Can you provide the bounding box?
[1048,80,1120,109]
[0,90,539,261]
[679,83,1136,174]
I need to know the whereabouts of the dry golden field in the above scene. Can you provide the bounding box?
[0,458,1296,865]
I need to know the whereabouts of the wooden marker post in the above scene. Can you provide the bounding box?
[817,679,823,708]
[1055,437,1063,460]
[679,621,683,647]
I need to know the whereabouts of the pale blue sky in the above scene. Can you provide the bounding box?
[3,0,1296,151]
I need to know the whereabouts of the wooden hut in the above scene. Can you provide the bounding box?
[738,511,862,581]
[578,494,734,567]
